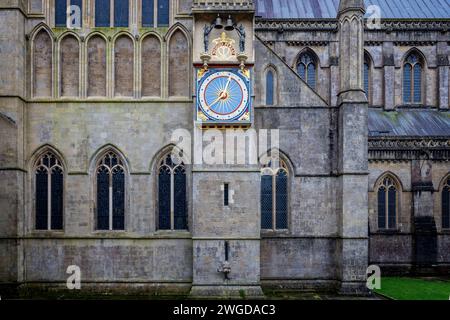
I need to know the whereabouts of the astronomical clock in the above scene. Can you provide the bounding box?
[196,68,251,126]
[195,24,252,127]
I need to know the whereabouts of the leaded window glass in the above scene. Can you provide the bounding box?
[297,51,317,89]
[142,0,154,27]
[157,152,187,230]
[403,53,423,104]
[55,0,67,27]
[261,157,289,231]
[157,0,169,26]
[35,152,64,230]
[96,152,125,230]
[95,0,110,27]
[266,70,274,105]
[114,0,129,27]
[377,176,398,230]
[442,178,450,229]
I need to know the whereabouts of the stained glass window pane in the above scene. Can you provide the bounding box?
[275,171,288,229]
[388,187,397,229]
[51,167,63,230]
[307,63,316,89]
[377,187,386,229]
[443,186,450,229]
[97,167,109,230]
[95,0,110,27]
[142,0,154,27]
[157,0,169,26]
[261,175,273,229]
[55,0,67,27]
[114,0,129,27]
[112,168,125,230]
[36,168,48,230]
[158,167,171,230]
[413,64,422,103]
[266,71,274,105]
[403,64,411,103]
[174,167,187,230]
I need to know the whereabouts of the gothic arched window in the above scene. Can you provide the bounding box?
[261,157,288,230]
[35,152,64,230]
[157,152,187,230]
[403,52,423,104]
[442,177,450,229]
[297,51,317,89]
[96,152,125,230]
[266,70,274,106]
[377,175,399,230]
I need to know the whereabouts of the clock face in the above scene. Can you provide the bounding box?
[197,70,250,121]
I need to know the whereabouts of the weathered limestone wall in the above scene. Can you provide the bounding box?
[0,3,27,286]
[369,161,450,272]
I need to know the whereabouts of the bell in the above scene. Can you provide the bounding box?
[224,16,234,31]
[214,15,223,29]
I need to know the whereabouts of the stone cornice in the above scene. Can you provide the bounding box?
[368,137,450,161]
[255,18,450,32]
[192,0,254,12]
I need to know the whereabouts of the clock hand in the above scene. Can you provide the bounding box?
[207,92,225,109]
[223,75,232,93]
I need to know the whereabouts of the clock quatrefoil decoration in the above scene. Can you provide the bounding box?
[196,68,251,125]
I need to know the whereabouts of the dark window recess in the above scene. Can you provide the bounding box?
[224,183,229,206]
[142,0,154,27]
[364,62,369,95]
[266,71,274,105]
[114,0,129,27]
[96,167,109,230]
[55,0,67,27]
[377,187,386,229]
[276,170,288,229]
[158,166,171,230]
[51,167,64,230]
[224,241,229,261]
[388,187,396,229]
[261,175,273,229]
[95,0,110,27]
[157,0,169,26]
[174,166,187,230]
[403,64,411,103]
[36,168,48,230]
[112,168,125,230]
[442,185,450,229]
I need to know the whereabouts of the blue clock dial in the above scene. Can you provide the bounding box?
[198,70,250,121]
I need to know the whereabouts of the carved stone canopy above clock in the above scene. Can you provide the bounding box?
[193,14,254,65]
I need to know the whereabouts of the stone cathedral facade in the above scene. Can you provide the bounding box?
[0,0,449,297]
